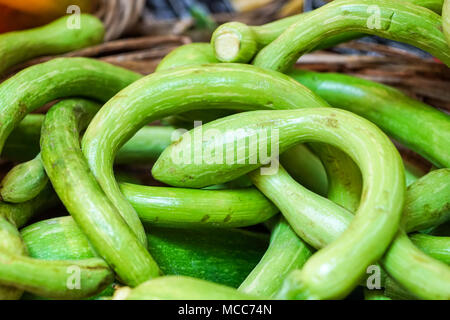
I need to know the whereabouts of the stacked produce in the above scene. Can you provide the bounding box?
[0,0,449,300]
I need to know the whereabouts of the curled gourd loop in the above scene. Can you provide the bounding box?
[153,108,405,299]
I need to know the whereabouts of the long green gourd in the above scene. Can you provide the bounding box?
[0,184,58,229]
[289,70,450,168]
[152,108,405,299]
[253,0,450,72]
[0,58,148,248]
[0,155,48,203]
[80,63,332,250]
[1,112,278,229]
[2,115,174,164]
[246,5,447,298]
[159,44,358,211]
[21,216,269,289]
[158,42,330,197]
[39,97,275,291]
[2,155,278,229]
[143,43,330,196]
[154,110,449,299]
[211,0,444,63]
[0,14,104,76]
[160,45,359,212]
[155,43,426,212]
[410,234,450,264]
[7,63,446,204]
[251,165,449,299]
[113,276,262,300]
[0,125,176,204]
[157,43,449,171]
[121,184,278,228]
[0,217,27,300]
[0,185,112,299]
[401,169,450,232]
[238,217,313,298]
[0,245,114,299]
[0,57,140,159]
[0,183,58,299]
[40,99,160,287]
[239,160,429,298]
[444,0,450,45]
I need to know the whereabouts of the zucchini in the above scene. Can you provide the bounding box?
[0,14,104,75]
[254,0,450,72]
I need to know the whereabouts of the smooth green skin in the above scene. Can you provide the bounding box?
[0,14,104,76]
[381,230,450,300]
[22,216,99,262]
[0,250,113,300]
[239,217,313,298]
[157,43,241,127]
[257,168,450,300]
[40,99,161,287]
[410,233,450,264]
[444,0,450,45]
[1,125,175,204]
[81,63,330,248]
[157,44,330,197]
[8,63,445,205]
[115,126,175,164]
[280,144,328,196]
[158,43,361,214]
[212,0,444,63]
[0,183,58,230]
[158,43,360,213]
[115,276,262,300]
[154,43,433,193]
[0,217,26,299]
[242,159,421,298]
[290,69,450,168]
[0,57,145,243]
[121,183,278,228]
[309,143,362,212]
[2,114,43,162]
[212,15,361,63]
[21,216,269,289]
[254,0,450,72]
[153,109,405,299]
[2,123,276,229]
[0,154,47,203]
[156,43,219,71]
[250,165,353,250]
[401,169,450,232]
[0,215,112,300]
[0,57,141,156]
